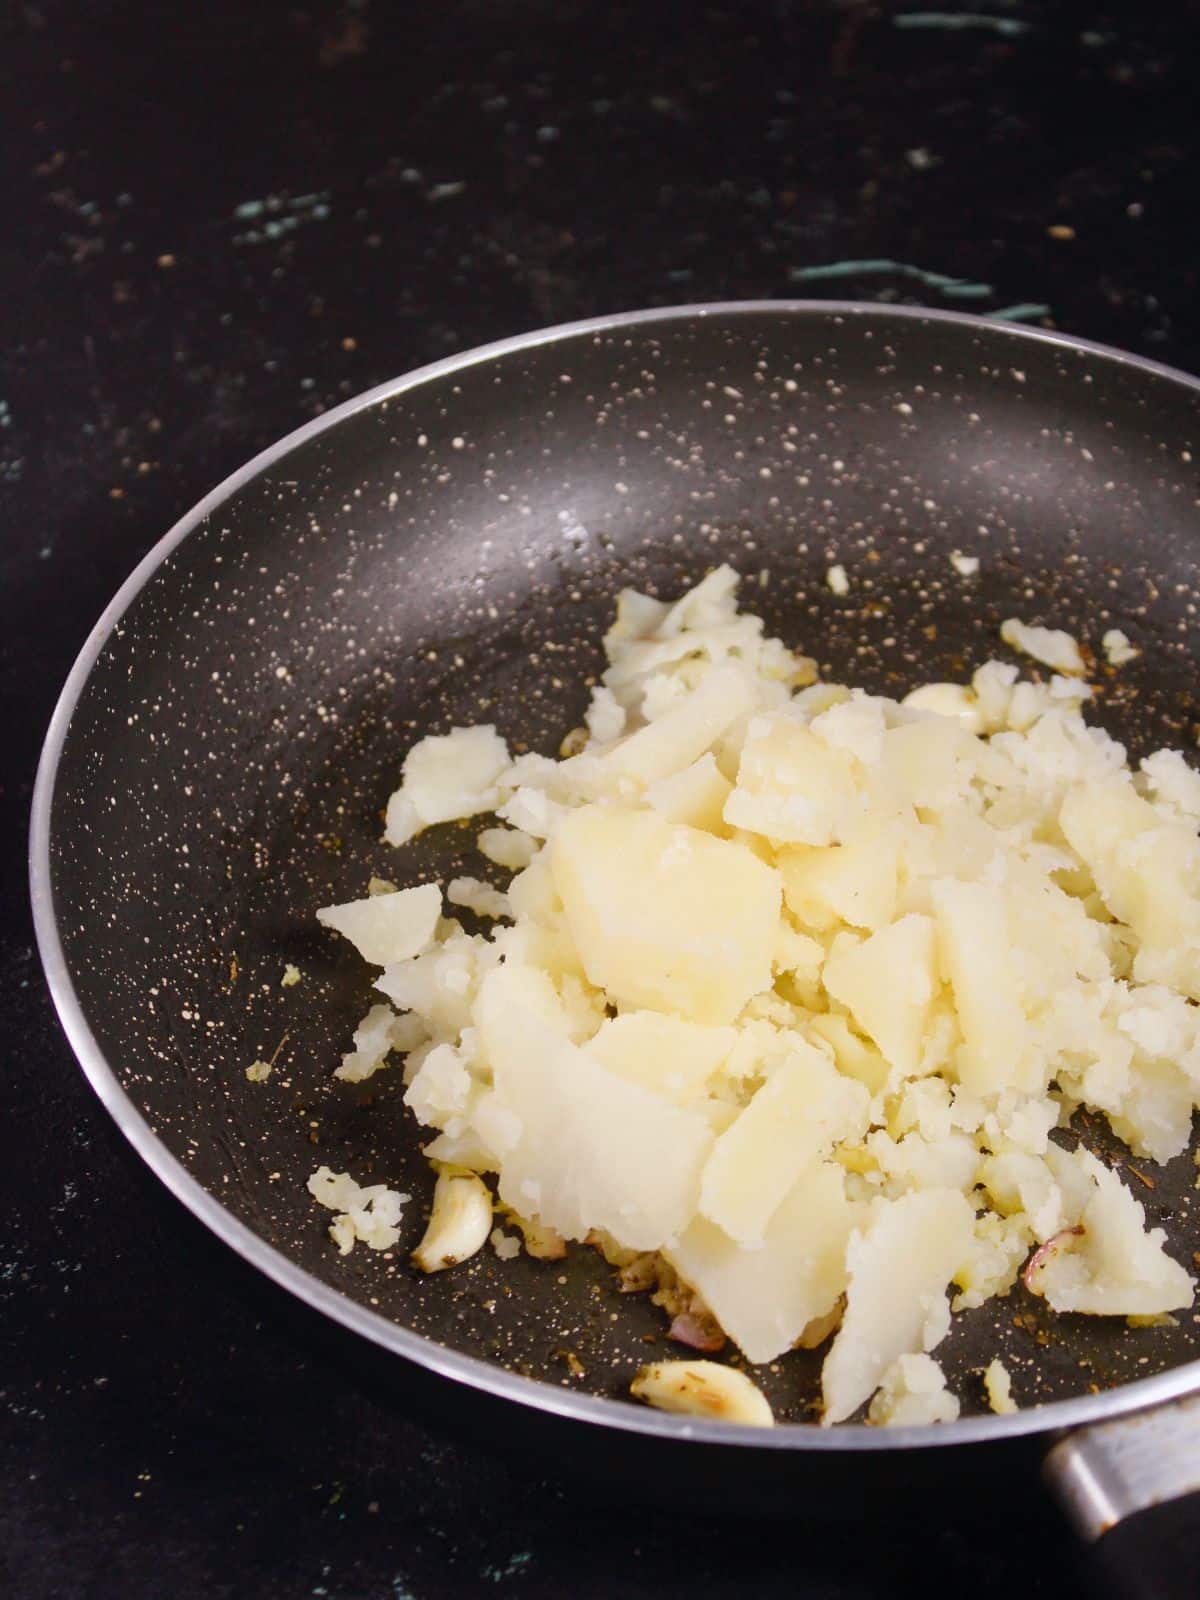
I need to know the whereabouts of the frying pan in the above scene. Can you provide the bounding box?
[30,303,1200,1588]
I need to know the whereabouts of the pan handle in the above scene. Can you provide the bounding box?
[1043,1395,1200,1599]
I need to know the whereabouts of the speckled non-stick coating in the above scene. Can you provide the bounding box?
[46,305,1200,1428]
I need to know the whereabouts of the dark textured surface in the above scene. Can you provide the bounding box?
[5,3,1200,1597]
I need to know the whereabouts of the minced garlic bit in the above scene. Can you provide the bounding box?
[949,551,980,578]
[313,564,1199,1424]
[1102,628,1140,667]
[825,563,850,596]
[983,1358,1018,1415]
[281,963,302,988]
[245,1060,273,1083]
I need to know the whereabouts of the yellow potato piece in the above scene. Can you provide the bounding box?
[477,966,714,1251]
[821,1188,974,1424]
[724,712,864,846]
[931,879,1039,1097]
[584,1012,735,1103]
[668,1161,855,1364]
[822,914,938,1079]
[699,1040,869,1243]
[551,804,781,1025]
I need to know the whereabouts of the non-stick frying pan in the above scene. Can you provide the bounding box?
[30,304,1200,1590]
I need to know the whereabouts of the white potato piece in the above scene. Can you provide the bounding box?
[809,695,888,768]
[984,1359,1018,1415]
[477,824,538,871]
[1061,777,1200,1000]
[317,882,442,966]
[779,818,901,932]
[1030,1152,1194,1316]
[403,1040,473,1127]
[806,1012,889,1095]
[931,879,1040,1097]
[578,663,756,793]
[584,1012,734,1103]
[374,928,492,1038]
[551,804,781,1025]
[875,717,974,814]
[477,966,714,1250]
[725,711,864,846]
[822,914,938,1079]
[1140,749,1200,822]
[868,1353,960,1427]
[821,1188,974,1424]
[667,1161,855,1364]
[333,1001,407,1083]
[447,876,510,921]
[384,725,511,844]
[1000,617,1086,676]
[700,1041,870,1243]
[645,753,733,833]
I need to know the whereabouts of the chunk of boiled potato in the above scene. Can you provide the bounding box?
[822,914,938,1079]
[667,1162,856,1364]
[1031,1151,1194,1316]
[573,663,755,794]
[550,804,781,1025]
[317,882,442,966]
[931,879,1041,1097]
[821,1188,974,1424]
[584,1012,734,1103]
[1060,777,1200,1001]
[384,725,510,845]
[477,965,713,1250]
[874,717,974,814]
[807,1012,890,1095]
[779,818,900,933]
[724,711,865,846]
[1106,1057,1196,1167]
[645,753,733,833]
[867,1353,960,1427]
[700,1041,870,1243]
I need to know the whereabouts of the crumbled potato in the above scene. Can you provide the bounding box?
[983,1358,1017,1415]
[310,567,1199,1423]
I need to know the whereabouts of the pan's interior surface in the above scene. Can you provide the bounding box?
[47,306,1200,1431]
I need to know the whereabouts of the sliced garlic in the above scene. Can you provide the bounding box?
[630,1360,774,1427]
[411,1171,493,1273]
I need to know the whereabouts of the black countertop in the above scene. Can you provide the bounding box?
[4,4,1197,1596]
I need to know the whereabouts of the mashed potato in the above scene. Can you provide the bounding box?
[312,566,1197,1425]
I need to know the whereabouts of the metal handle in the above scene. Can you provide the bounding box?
[1044,1396,1200,1599]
